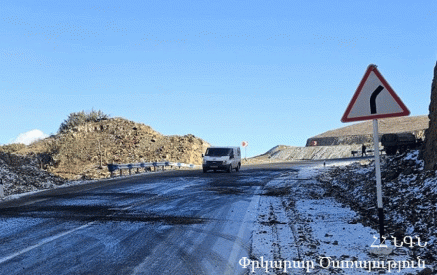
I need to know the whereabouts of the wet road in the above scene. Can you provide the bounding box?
[0,163,305,275]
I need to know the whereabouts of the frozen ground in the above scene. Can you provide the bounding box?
[243,161,431,274]
[0,167,174,203]
[0,156,434,274]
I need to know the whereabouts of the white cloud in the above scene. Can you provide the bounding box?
[11,129,49,145]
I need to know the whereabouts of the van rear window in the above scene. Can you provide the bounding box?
[205,148,232,156]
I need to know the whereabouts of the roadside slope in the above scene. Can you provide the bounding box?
[3,117,210,180]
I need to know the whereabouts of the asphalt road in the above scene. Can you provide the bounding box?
[0,162,307,275]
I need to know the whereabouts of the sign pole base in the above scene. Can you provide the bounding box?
[378,207,384,243]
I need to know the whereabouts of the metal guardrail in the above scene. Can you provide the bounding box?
[107,161,200,177]
[351,149,383,157]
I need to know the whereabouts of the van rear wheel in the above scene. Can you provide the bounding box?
[236,163,240,172]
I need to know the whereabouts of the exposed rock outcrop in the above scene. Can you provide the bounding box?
[424,62,437,170]
[7,117,210,180]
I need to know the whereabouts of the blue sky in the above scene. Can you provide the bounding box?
[1,0,436,157]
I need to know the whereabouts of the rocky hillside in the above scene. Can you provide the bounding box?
[4,116,210,180]
[306,115,428,146]
[424,62,437,170]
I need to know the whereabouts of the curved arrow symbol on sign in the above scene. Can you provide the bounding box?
[370,85,384,114]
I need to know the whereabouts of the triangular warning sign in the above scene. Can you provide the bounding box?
[341,64,410,123]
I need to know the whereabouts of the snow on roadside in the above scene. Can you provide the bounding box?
[0,154,65,196]
[318,150,436,272]
[249,172,301,274]
[244,161,429,274]
[0,167,175,203]
[296,159,360,179]
[295,197,422,274]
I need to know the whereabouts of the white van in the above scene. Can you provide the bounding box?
[202,147,241,173]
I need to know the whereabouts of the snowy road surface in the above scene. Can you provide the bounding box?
[0,161,427,274]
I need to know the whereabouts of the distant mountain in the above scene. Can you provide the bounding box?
[313,115,428,138]
[306,115,428,147]
[248,115,429,163]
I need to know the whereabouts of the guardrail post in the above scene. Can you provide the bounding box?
[129,168,132,175]
[136,167,139,174]
[120,169,122,176]
[111,171,114,177]
[0,179,4,198]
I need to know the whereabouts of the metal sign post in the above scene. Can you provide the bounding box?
[372,119,384,242]
[241,141,248,160]
[0,179,4,198]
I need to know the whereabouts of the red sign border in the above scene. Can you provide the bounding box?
[341,65,410,123]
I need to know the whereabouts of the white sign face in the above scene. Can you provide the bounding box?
[241,141,248,147]
[341,65,409,123]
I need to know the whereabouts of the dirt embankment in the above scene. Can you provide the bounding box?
[2,117,210,180]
